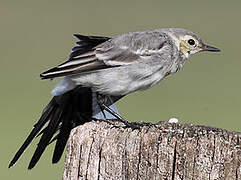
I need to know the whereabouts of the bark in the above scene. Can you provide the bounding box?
[63,121,241,180]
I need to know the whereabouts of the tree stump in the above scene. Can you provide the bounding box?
[63,121,241,180]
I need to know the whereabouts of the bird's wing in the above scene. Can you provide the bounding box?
[94,30,168,65]
[9,87,94,169]
[40,35,111,79]
[40,31,168,79]
[69,34,110,60]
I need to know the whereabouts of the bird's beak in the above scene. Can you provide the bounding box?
[201,44,221,52]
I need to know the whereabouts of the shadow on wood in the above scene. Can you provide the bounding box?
[63,121,241,180]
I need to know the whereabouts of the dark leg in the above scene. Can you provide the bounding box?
[96,97,107,120]
[100,103,127,123]
[96,93,140,129]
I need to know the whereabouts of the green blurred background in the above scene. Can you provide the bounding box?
[1,0,240,179]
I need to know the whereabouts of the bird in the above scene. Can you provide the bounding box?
[8,28,220,169]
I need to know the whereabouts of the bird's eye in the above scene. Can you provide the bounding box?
[187,39,195,46]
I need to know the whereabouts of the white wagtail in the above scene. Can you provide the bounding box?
[9,28,220,169]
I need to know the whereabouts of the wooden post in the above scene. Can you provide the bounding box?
[63,121,241,180]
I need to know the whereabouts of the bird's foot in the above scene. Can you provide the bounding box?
[122,121,155,130]
[92,117,141,130]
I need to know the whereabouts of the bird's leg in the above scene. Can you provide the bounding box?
[96,93,140,129]
[96,97,107,120]
[96,93,125,121]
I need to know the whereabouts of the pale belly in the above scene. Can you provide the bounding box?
[70,64,166,96]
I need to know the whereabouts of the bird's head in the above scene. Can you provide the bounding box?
[164,28,221,59]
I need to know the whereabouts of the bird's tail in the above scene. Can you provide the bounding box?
[8,87,93,169]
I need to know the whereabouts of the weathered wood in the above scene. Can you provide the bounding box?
[63,121,241,180]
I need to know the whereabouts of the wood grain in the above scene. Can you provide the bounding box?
[63,121,241,180]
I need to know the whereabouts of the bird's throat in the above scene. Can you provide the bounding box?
[180,41,190,59]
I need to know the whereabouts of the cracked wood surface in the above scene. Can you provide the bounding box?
[63,121,241,180]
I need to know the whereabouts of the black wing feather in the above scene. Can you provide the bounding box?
[9,87,93,169]
[40,35,110,80]
[28,106,62,169]
[40,61,111,79]
[51,107,72,163]
[69,34,110,60]
[8,99,56,168]
[9,34,110,169]
[52,87,93,163]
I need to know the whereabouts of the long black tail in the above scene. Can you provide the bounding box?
[9,34,110,169]
[8,87,92,169]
